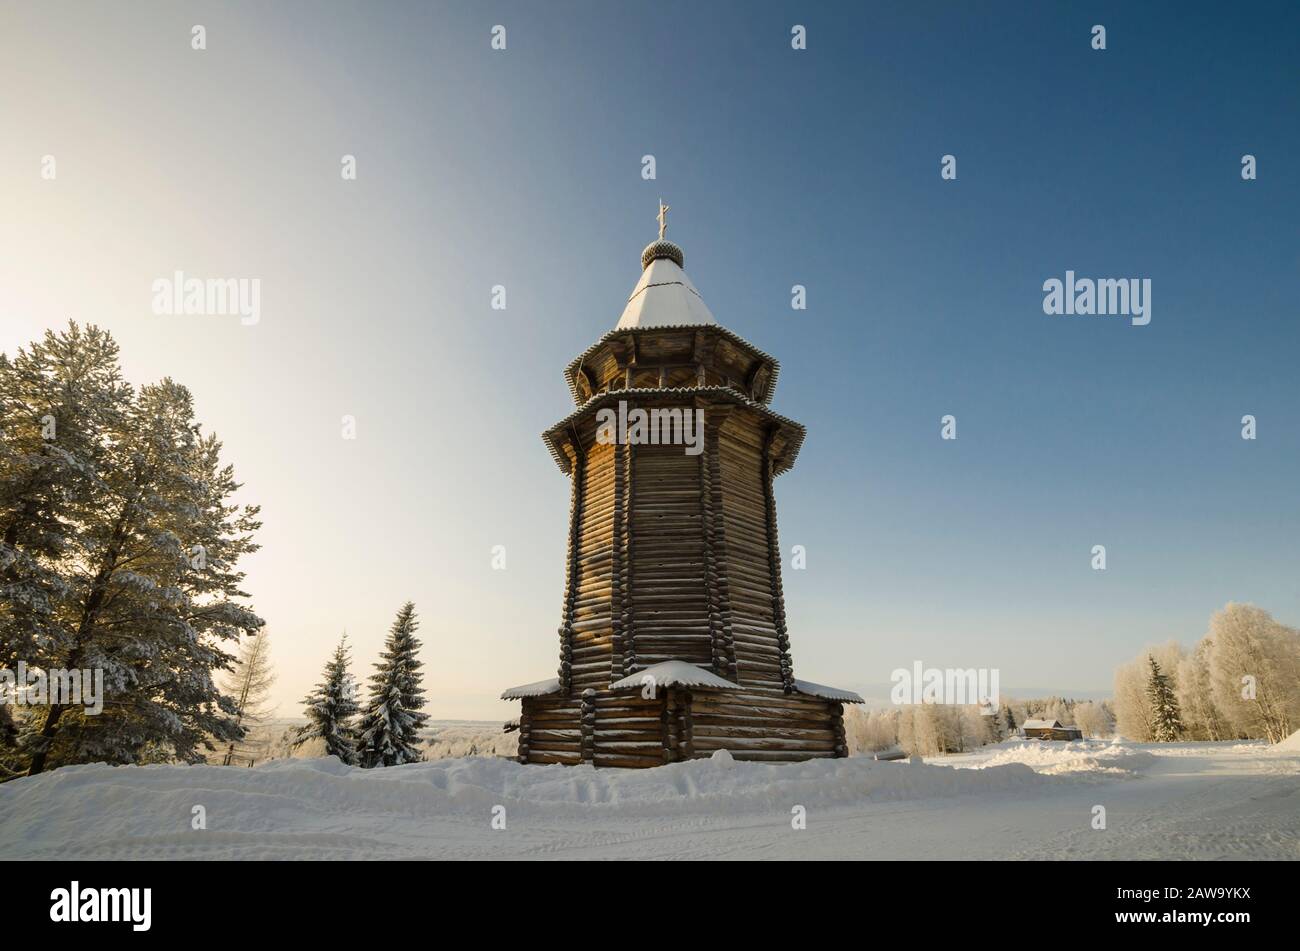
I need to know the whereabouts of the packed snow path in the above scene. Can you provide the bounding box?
[2,741,1296,860]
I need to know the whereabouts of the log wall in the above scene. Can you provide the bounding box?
[628,441,712,671]
[685,687,842,760]
[521,687,843,765]
[568,441,616,693]
[717,412,786,690]
[522,335,845,768]
[518,694,583,765]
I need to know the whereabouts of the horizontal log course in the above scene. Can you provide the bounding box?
[726,595,776,616]
[691,728,835,745]
[629,638,712,654]
[591,696,660,710]
[570,616,614,634]
[625,619,711,632]
[529,750,583,765]
[527,740,584,755]
[593,738,666,753]
[592,708,662,720]
[630,553,704,567]
[527,729,583,742]
[593,753,666,769]
[689,735,839,751]
[721,582,770,602]
[523,700,582,715]
[691,694,833,714]
[725,635,781,654]
[578,513,614,533]
[593,711,662,723]
[721,531,771,557]
[734,660,784,678]
[525,716,582,729]
[595,729,663,743]
[631,570,709,586]
[575,549,615,568]
[524,702,580,716]
[691,714,834,731]
[575,577,614,597]
[632,538,705,551]
[577,514,614,535]
[631,591,706,605]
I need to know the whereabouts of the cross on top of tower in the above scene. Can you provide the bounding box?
[657,199,670,240]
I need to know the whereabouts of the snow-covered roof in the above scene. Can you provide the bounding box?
[793,679,865,704]
[1022,719,1064,729]
[500,677,562,700]
[616,255,717,329]
[610,661,739,691]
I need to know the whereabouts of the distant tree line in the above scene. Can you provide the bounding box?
[845,695,1116,757]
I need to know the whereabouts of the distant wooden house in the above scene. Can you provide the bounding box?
[1022,718,1083,741]
[501,209,863,767]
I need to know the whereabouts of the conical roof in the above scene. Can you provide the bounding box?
[616,253,717,329]
[615,204,717,329]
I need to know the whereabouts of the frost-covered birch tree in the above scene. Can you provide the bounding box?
[1072,700,1114,738]
[1205,603,1300,744]
[1176,640,1226,741]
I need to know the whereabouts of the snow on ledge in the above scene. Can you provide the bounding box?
[501,677,562,700]
[793,679,864,704]
[611,661,740,691]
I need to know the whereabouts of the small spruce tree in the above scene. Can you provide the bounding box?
[295,635,360,764]
[1146,654,1184,742]
[356,602,428,767]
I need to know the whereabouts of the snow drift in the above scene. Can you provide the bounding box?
[954,740,1158,780]
[2,740,1295,860]
[1,752,1050,859]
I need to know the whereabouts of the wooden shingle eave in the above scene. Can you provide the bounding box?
[563,324,782,405]
[540,385,806,477]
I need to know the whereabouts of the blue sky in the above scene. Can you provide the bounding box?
[1,1,1296,716]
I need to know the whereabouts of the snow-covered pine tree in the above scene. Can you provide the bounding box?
[295,634,360,764]
[356,602,428,767]
[1,324,129,677]
[1146,654,1184,742]
[5,330,264,775]
[217,632,277,766]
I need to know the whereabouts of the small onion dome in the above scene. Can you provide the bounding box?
[641,239,684,270]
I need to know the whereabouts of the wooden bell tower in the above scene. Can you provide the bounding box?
[503,209,861,767]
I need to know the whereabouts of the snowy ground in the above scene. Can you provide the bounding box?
[2,740,1296,860]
